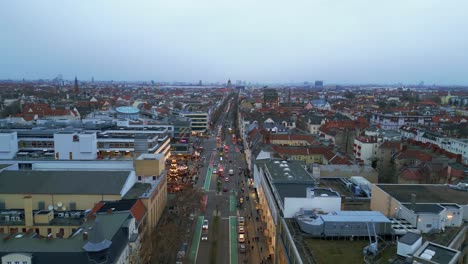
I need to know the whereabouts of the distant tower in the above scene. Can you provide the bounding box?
[74,76,80,94]
[199,80,203,86]
[315,80,323,89]
[227,79,232,88]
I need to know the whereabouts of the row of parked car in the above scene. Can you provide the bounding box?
[238,217,246,253]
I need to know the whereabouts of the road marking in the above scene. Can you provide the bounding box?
[204,166,213,191]
[229,216,238,264]
[189,216,204,263]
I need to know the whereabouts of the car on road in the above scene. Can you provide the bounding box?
[238,233,245,243]
[238,226,245,233]
[224,177,229,182]
[201,230,208,241]
[238,217,245,226]
[202,220,209,230]
[223,187,228,192]
[239,243,246,253]
[212,168,217,174]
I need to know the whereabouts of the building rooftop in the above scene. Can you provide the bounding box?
[398,232,421,245]
[262,159,315,183]
[320,211,390,223]
[413,241,461,264]
[401,203,445,214]
[274,185,340,200]
[0,212,130,253]
[122,183,152,199]
[0,170,131,195]
[376,184,468,205]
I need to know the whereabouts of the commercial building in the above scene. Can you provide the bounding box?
[0,126,171,161]
[179,110,209,133]
[0,154,167,240]
[0,211,140,264]
[0,132,18,159]
[253,158,319,264]
[371,184,468,233]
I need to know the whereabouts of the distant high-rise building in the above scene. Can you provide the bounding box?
[74,76,80,94]
[227,79,232,88]
[315,80,323,89]
[199,80,202,86]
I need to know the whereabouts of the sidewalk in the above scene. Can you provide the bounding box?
[240,177,272,264]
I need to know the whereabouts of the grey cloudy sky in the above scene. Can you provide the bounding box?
[1,0,467,84]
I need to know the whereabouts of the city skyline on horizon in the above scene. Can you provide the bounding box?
[1,1,468,85]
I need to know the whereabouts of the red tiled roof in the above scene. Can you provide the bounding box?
[398,150,433,161]
[400,167,427,181]
[130,199,147,223]
[379,141,401,149]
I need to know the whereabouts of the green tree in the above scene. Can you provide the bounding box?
[0,101,21,118]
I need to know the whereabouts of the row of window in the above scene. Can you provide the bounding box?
[97,142,134,148]
[18,141,54,148]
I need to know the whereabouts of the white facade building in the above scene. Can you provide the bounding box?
[353,136,379,165]
[54,132,98,160]
[0,132,18,159]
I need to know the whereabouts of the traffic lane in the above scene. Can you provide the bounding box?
[196,194,230,264]
[216,218,230,264]
[196,193,217,264]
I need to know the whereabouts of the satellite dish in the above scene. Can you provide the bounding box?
[48,205,54,211]
[54,206,58,210]
[57,202,63,207]
[62,206,67,211]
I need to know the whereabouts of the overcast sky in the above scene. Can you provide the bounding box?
[1,0,468,85]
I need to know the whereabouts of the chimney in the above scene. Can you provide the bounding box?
[23,196,33,227]
[83,231,88,240]
[411,194,416,211]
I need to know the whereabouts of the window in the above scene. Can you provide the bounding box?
[47,228,52,234]
[426,224,432,228]
[23,262,28,264]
